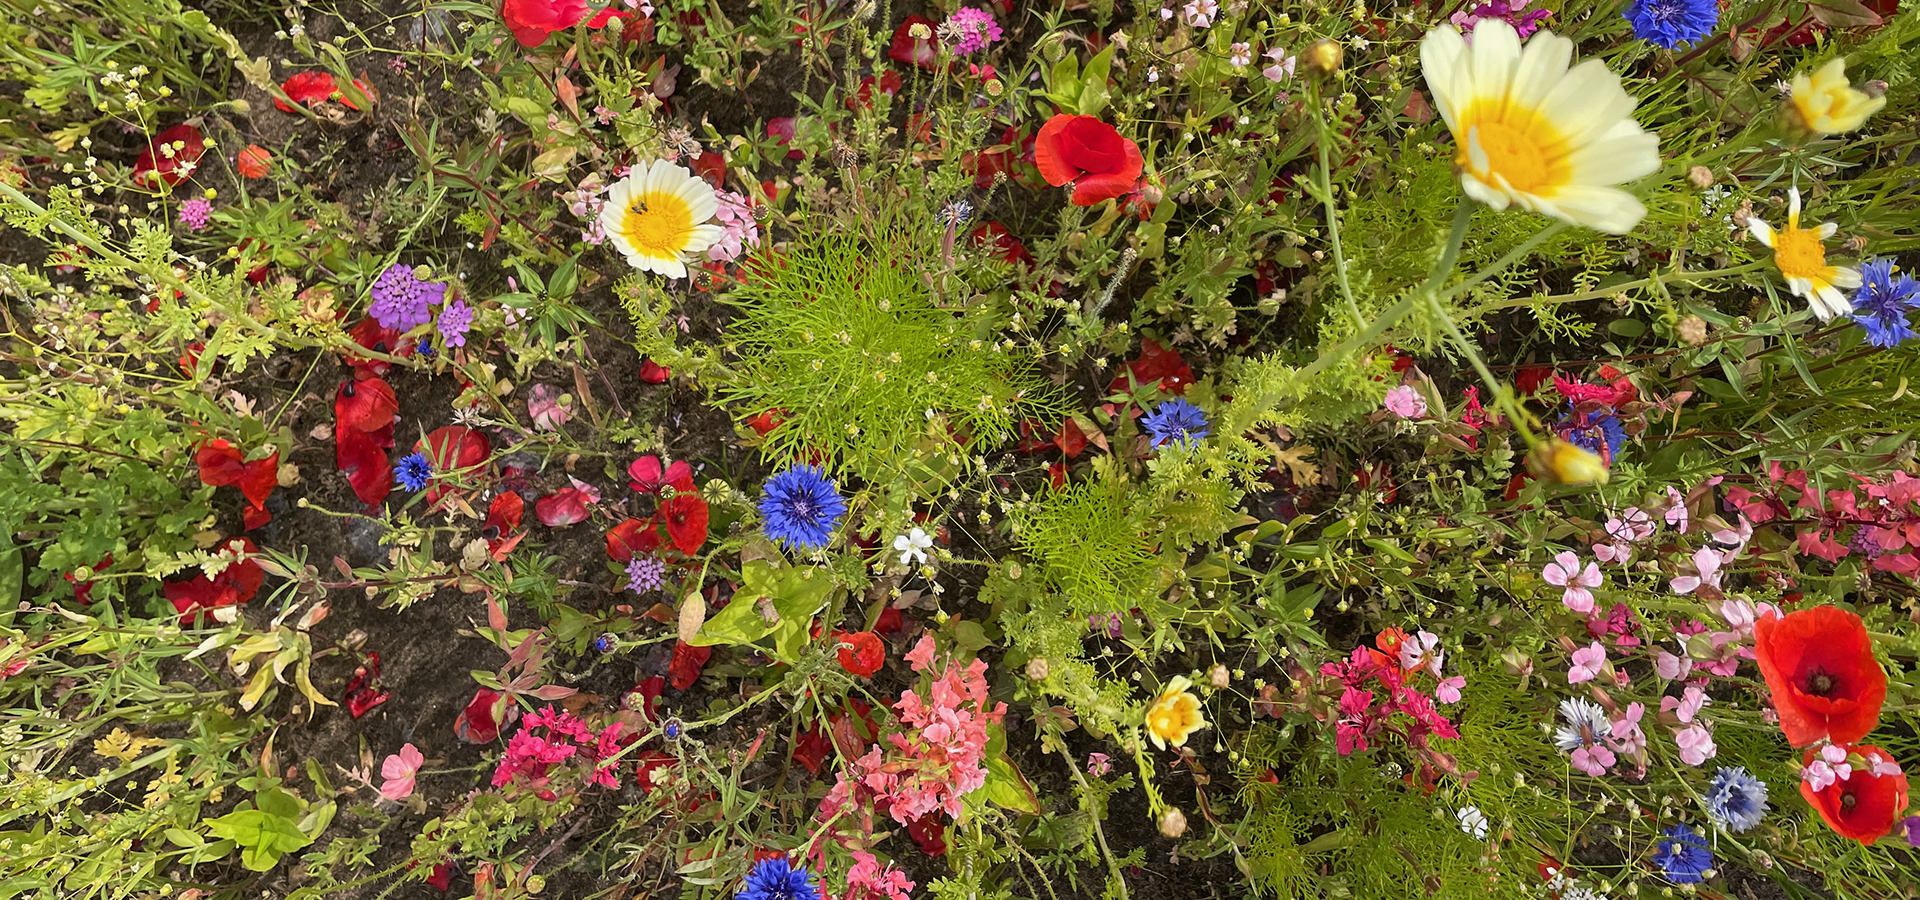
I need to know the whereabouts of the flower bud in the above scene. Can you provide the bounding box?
[1305,40,1343,75]
[1687,166,1713,189]
[1158,807,1187,838]
[1208,664,1230,689]
[1529,438,1609,486]
[1676,315,1708,347]
[1026,657,1051,681]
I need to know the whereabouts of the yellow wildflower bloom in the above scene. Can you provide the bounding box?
[1787,58,1884,137]
[1747,188,1861,321]
[1530,439,1609,486]
[1420,19,1661,234]
[1146,675,1208,750]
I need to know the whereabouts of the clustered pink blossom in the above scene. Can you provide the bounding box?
[1450,0,1551,39]
[706,189,760,263]
[1318,637,1460,780]
[942,6,1001,56]
[491,706,624,796]
[1726,464,1920,572]
[562,175,608,245]
[821,636,1007,828]
[1542,551,1602,614]
[1383,384,1426,419]
[840,850,915,900]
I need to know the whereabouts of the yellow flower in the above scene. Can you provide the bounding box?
[1786,58,1884,137]
[1747,188,1860,321]
[600,159,725,278]
[1530,439,1609,486]
[1145,675,1207,750]
[1420,19,1660,234]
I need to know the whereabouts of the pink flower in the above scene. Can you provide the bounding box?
[1664,486,1690,533]
[1605,507,1656,543]
[1398,630,1444,677]
[1803,744,1852,792]
[1568,642,1607,684]
[1183,0,1219,27]
[705,189,760,263]
[1670,546,1723,595]
[845,850,916,900]
[1086,752,1113,776]
[1674,723,1717,766]
[379,743,424,801]
[1261,47,1296,82]
[1661,685,1710,724]
[1654,645,1693,680]
[527,383,572,431]
[1608,702,1647,756]
[1383,384,1427,419]
[1228,41,1251,67]
[1435,675,1465,704]
[1572,744,1616,777]
[905,635,938,670]
[1543,551,1602,614]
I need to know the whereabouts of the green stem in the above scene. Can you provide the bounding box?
[1424,288,1541,450]
[1308,80,1364,329]
[1465,261,1768,316]
[1437,220,1569,302]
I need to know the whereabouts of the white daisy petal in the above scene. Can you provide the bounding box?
[1747,218,1776,247]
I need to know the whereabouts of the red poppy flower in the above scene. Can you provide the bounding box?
[634,750,679,793]
[970,222,1034,267]
[235,144,272,179]
[792,727,833,774]
[1754,607,1887,747]
[847,69,903,110]
[629,456,694,494]
[640,358,673,384]
[484,492,526,559]
[196,439,280,529]
[661,494,709,555]
[1034,115,1144,207]
[607,516,663,562]
[535,487,595,527]
[500,0,589,47]
[454,687,510,743]
[888,15,942,70]
[668,640,711,690]
[691,151,727,188]
[746,408,787,437]
[163,539,264,625]
[334,378,398,435]
[341,317,416,379]
[273,71,372,113]
[416,426,491,504]
[875,607,904,636]
[1107,339,1192,395]
[1800,744,1908,843]
[336,427,394,506]
[133,124,205,188]
[835,631,885,677]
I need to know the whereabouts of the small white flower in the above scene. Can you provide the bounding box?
[1457,806,1490,839]
[892,527,934,566]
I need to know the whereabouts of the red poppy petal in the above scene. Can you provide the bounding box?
[662,495,709,555]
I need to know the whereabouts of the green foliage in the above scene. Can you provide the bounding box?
[716,228,1062,480]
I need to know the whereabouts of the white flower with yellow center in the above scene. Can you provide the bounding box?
[1786,58,1884,137]
[1747,188,1861,322]
[1420,19,1661,234]
[599,160,725,278]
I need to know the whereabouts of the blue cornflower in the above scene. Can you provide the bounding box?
[1704,766,1770,834]
[1651,824,1714,884]
[736,857,817,900]
[395,453,434,492]
[1142,398,1210,448]
[1557,404,1626,462]
[1623,0,1719,49]
[591,633,617,654]
[1850,258,1920,348]
[758,465,847,551]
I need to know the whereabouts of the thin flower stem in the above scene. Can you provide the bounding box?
[1464,261,1769,315]
[1437,220,1569,302]
[1425,288,1542,450]
[1058,731,1131,900]
[1308,79,1365,329]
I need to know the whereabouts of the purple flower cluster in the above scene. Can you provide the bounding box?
[177,198,212,232]
[437,298,474,348]
[943,6,1002,55]
[369,263,446,331]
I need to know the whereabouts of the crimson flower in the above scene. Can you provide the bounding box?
[500,0,589,47]
[640,359,673,384]
[887,15,942,70]
[1801,744,1909,843]
[336,427,394,506]
[1107,339,1193,395]
[334,378,398,435]
[484,492,527,559]
[195,439,279,530]
[1754,607,1887,747]
[1034,115,1144,207]
[661,494,709,555]
[454,687,510,743]
[628,455,694,494]
[343,651,391,718]
[606,516,663,562]
[668,640,711,690]
[274,71,372,113]
[163,538,264,625]
[836,631,885,677]
[133,124,204,188]
[416,426,491,504]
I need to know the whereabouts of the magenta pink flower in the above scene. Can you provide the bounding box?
[844,850,915,900]
[1674,723,1717,766]
[1543,551,1602,614]
[379,743,424,801]
[1573,743,1616,777]
[1435,675,1465,704]
[1654,644,1693,680]
[1383,384,1426,419]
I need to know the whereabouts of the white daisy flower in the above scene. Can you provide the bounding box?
[1746,187,1862,321]
[599,159,725,278]
[1420,19,1661,234]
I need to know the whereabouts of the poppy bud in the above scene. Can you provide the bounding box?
[1158,808,1187,838]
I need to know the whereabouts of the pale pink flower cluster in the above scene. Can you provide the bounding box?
[491,706,624,793]
[1595,506,1654,564]
[841,850,915,900]
[822,636,1007,826]
[706,189,760,263]
[1802,744,1852,792]
[1543,551,1602,614]
[1662,685,1718,766]
[561,175,609,245]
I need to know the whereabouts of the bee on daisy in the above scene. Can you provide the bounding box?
[599,159,726,278]
[1420,19,1661,234]
[1747,188,1861,322]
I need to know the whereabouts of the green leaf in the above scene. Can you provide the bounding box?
[976,751,1041,815]
[686,560,836,657]
[0,537,20,610]
[204,808,312,872]
[1076,45,1116,117]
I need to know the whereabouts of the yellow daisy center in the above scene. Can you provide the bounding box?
[621,190,694,258]
[1456,109,1568,195]
[1772,226,1830,281]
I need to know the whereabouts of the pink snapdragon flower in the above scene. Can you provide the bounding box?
[1543,551,1602,614]
[1567,642,1608,684]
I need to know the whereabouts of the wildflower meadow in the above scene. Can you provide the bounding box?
[6,1,1920,899]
